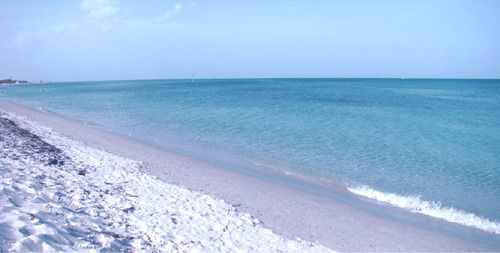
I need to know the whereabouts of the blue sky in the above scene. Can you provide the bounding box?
[1,0,499,81]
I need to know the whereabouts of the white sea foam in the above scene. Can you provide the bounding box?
[347,185,500,235]
[0,111,334,252]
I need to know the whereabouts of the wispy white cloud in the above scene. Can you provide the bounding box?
[159,2,183,21]
[11,0,196,51]
[174,2,183,12]
[80,0,118,21]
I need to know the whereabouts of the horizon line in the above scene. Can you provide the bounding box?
[13,76,500,84]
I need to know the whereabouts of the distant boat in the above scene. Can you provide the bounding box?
[192,74,194,83]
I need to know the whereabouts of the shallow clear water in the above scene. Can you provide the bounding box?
[2,78,499,225]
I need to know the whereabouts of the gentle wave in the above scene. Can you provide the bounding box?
[347,185,500,235]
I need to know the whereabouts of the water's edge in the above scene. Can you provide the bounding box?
[1,98,499,247]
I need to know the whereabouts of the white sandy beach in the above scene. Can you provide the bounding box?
[1,100,499,251]
[0,105,333,251]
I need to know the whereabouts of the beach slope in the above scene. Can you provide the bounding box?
[0,108,333,251]
[1,100,498,251]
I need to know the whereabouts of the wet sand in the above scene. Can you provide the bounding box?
[1,99,498,251]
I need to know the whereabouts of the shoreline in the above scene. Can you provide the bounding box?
[1,99,499,251]
[0,110,331,251]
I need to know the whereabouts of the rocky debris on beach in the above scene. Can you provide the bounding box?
[0,112,334,252]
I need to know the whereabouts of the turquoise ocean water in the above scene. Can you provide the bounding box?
[2,78,499,234]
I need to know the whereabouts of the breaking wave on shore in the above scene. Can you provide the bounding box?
[347,185,500,235]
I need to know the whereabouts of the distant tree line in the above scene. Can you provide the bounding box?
[0,79,28,84]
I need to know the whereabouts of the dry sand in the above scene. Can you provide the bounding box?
[1,99,498,251]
